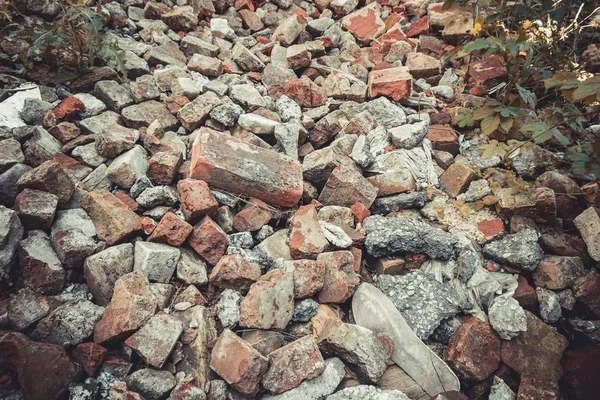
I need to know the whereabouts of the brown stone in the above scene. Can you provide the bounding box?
[405,52,441,79]
[81,190,143,246]
[562,345,600,400]
[93,271,157,344]
[319,164,378,208]
[114,192,138,212]
[238,9,264,31]
[572,271,600,319]
[477,218,505,240]
[366,169,416,197]
[233,199,273,232]
[190,129,303,208]
[341,3,385,43]
[13,188,58,230]
[242,330,286,356]
[445,317,501,382]
[147,151,183,185]
[17,160,75,205]
[48,122,81,143]
[516,376,559,400]
[69,67,119,92]
[285,259,326,298]
[405,16,429,37]
[109,382,145,400]
[467,56,508,83]
[177,178,219,222]
[43,96,86,128]
[18,231,65,295]
[148,211,193,247]
[513,275,538,312]
[439,162,477,198]
[350,201,370,224]
[0,332,78,400]
[7,288,50,331]
[72,342,107,376]
[496,187,557,225]
[539,232,592,265]
[286,44,312,70]
[94,123,136,158]
[368,66,412,101]
[209,254,262,290]
[317,250,360,304]
[239,269,294,330]
[209,330,269,396]
[289,204,329,259]
[187,54,223,77]
[188,216,229,266]
[426,125,459,155]
[370,257,407,275]
[532,256,585,290]
[262,335,325,394]
[500,311,568,381]
[285,79,326,108]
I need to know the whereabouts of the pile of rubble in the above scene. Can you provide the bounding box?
[0,0,599,399]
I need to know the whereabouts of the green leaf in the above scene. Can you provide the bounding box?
[532,129,553,144]
[516,84,536,108]
[551,128,570,145]
[506,41,518,59]
[494,106,526,118]
[463,38,490,54]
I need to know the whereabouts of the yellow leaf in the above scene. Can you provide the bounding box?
[482,195,500,205]
[470,200,485,211]
[522,20,533,29]
[432,202,445,220]
[481,114,501,136]
[472,106,496,121]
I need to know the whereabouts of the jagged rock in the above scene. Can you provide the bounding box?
[31,299,104,347]
[263,357,345,400]
[318,318,387,384]
[326,385,410,400]
[0,206,24,282]
[125,369,176,400]
[374,271,468,340]
[483,229,543,271]
[363,215,458,260]
[488,296,528,340]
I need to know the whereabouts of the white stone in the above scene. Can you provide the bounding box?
[134,241,181,283]
[106,145,148,189]
[238,114,279,135]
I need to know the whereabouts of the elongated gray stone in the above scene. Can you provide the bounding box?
[352,283,460,397]
[363,215,458,260]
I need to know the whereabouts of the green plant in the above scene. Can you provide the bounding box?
[3,0,126,82]
[442,0,600,176]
